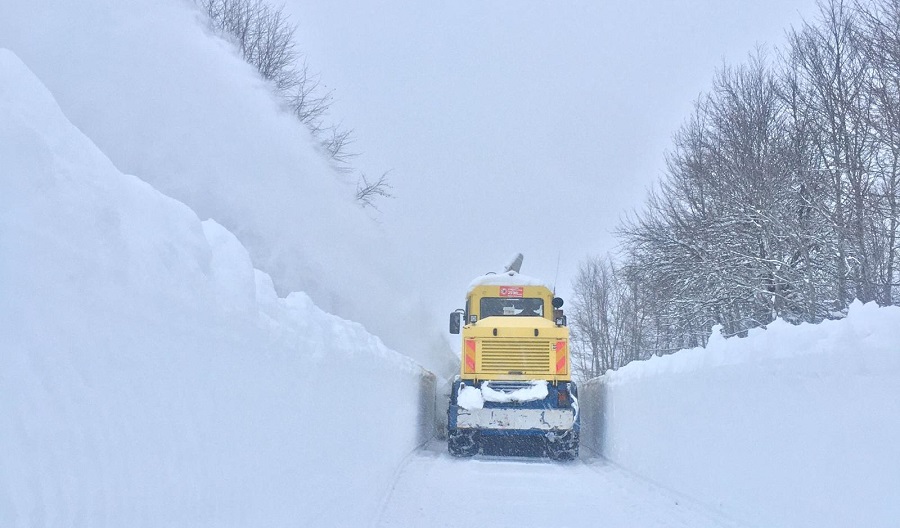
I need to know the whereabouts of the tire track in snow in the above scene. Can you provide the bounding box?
[376,440,750,528]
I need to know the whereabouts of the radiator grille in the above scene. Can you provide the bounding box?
[480,339,552,374]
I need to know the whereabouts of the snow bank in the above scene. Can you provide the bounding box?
[0,49,434,527]
[580,301,900,528]
[0,0,458,377]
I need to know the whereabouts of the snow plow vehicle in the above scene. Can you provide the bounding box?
[447,254,579,460]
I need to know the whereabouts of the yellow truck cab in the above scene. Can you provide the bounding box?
[447,255,579,460]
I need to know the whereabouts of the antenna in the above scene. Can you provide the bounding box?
[552,252,561,295]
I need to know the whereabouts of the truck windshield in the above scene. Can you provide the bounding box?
[480,297,544,318]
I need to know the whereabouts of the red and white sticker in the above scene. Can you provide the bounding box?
[498,286,524,297]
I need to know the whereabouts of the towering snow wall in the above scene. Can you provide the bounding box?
[580,302,900,528]
[0,0,458,377]
[0,49,434,527]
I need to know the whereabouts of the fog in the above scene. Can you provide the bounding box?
[1,0,818,372]
[283,0,819,312]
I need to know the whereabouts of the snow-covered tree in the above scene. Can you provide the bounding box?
[572,0,900,374]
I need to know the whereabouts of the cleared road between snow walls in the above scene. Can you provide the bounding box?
[579,302,900,528]
[377,440,743,528]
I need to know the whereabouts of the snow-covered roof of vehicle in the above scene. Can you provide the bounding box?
[467,270,551,291]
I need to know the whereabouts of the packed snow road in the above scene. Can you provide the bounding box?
[376,441,746,528]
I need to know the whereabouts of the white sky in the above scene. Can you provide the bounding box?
[282,0,819,314]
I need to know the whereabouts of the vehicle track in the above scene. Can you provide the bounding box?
[375,440,749,528]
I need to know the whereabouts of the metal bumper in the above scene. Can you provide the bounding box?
[456,407,575,431]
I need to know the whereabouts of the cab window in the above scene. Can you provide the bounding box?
[479,297,544,318]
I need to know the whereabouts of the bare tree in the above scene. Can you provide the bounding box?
[196,0,391,209]
[322,125,357,171]
[787,0,877,304]
[855,0,900,304]
[569,256,647,378]
[355,172,393,210]
[287,60,332,132]
[570,257,612,379]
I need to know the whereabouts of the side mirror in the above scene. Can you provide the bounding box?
[449,310,463,334]
[554,308,567,327]
[552,297,564,309]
